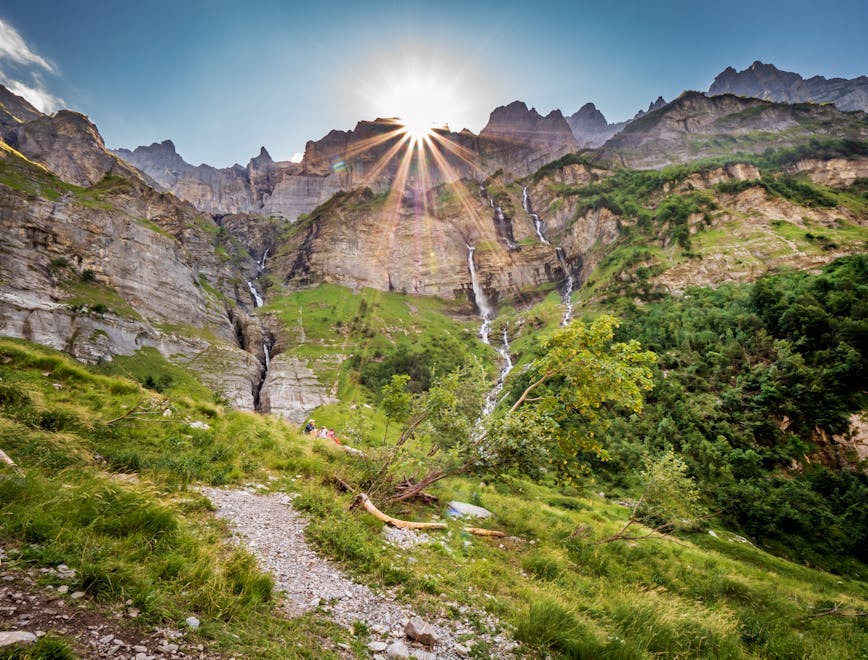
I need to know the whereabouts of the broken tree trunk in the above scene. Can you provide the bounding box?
[463,527,506,538]
[356,493,506,537]
[356,494,447,530]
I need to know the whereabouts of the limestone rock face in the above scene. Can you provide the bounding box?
[114,109,581,218]
[276,186,574,304]
[12,110,144,187]
[0,142,263,409]
[784,157,868,188]
[480,101,578,151]
[259,354,338,423]
[599,92,868,169]
[709,61,868,112]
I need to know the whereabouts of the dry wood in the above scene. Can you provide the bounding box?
[0,448,16,466]
[356,493,506,537]
[463,527,505,538]
[356,494,447,530]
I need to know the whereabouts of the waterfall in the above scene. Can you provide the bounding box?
[482,325,514,417]
[555,247,574,326]
[247,281,264,308]
[257,248,269,273]
[522,186,550,245]
[495,206,518,250]
[467,244,492,344]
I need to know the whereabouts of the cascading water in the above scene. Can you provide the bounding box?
[522,186,574,325]
[247,281,264,308]
[522,186,550,245]
[482,325,514,417]
[495,206,518,250]
[257,248,269,273]
[555,247,574,326]
[466,244,492,344]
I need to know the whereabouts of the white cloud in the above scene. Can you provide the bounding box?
[290,152,303,163]
[0,19,53,72]
[1,75,64,113]
[0,18,63,114]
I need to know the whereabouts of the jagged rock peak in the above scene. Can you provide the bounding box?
[569,102,608,130]
[708,61,868,112]
[249,146,274,168]
[0,84,43,123]
[648,96,667,112]
[480,100,576,146]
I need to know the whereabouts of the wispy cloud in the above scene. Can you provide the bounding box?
[0,17,64,113]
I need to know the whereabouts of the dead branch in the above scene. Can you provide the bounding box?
[811,604,868,618]
[0,448,16,467]
[356,493,447,530]
[104,399,150,425]
[463,527,505,538]
[356,494,506,537]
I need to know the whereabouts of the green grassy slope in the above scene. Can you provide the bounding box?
[1,338,866,658]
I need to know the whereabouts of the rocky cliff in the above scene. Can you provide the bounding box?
[114,106,581,220]
[598,92,868,169]
[709,61,868,112]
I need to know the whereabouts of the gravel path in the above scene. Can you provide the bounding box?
[202,488,516,659]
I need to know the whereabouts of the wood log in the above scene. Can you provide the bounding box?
[356,494,446,530]
[356,494,506,537]
[463,527,506,538]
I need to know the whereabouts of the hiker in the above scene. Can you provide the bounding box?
[318,426,329,439]
[304,419,315,434]
[326,428,336,441]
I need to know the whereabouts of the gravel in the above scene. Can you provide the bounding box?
[202,487,517,658]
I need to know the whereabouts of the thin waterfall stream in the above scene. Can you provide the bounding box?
[467,243,514,420]
[482,325,514,418]
[246,267,272,408]
[466,244,492,345]
[522,186,550,245]
[522,186,575,326]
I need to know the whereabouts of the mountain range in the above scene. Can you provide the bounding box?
[0,61,865,423]
[111,62,867,222]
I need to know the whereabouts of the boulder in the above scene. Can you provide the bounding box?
[404,616,437,646]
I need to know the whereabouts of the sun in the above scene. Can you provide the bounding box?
[366,59,463,143]
[380,75,452,142]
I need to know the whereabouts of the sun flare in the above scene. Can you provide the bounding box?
[367,59,464,142]
[380,75,452,142]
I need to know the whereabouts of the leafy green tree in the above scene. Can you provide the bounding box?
[599,451,705,544]
[489,315,656,485]
[391,315,656,499]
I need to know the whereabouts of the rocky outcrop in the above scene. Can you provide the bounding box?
[0,136,266,408]
[9,110,144,187]
[598,92,868,169]
[259,355,337,423]
[0,85,42,139]
[566,102,625,147]
[783,157,868,188]
[709,61,868,112]
[479,101,577,150]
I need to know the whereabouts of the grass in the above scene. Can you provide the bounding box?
[0,338,357,656]
[263,283,493,399]
[63,280,143,320]
[0,328,866,658]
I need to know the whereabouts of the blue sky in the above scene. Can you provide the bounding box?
[1,0,865,166]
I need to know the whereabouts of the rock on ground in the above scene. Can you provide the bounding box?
[202,487,517,658]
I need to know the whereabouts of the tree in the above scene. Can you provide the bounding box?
[490,315,657,484]
[391,315,657,500]
[598,451,705,544]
